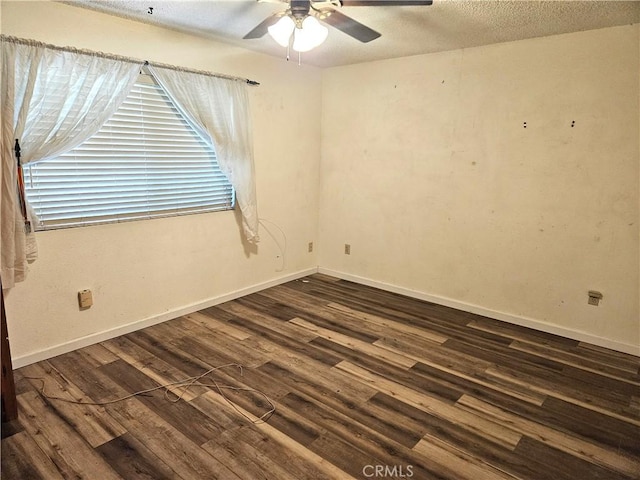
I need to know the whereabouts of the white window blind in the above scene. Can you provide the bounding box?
[23,74,234,230]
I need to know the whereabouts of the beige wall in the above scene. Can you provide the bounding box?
[2,1,322,365]
[3,2,638,363]
[320,25,639,353]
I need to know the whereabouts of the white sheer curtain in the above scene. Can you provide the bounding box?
[1,38,141,287]
[148,65,259,243]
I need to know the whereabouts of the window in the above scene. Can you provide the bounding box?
[23,74,234,230]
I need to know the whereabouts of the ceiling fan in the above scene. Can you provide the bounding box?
[243,0,433,52]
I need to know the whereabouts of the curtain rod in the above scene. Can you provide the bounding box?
[0,35,260,86]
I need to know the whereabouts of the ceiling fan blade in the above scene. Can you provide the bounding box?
[339,0,432,5]
[243,14,280,39]
[322,10,381,42]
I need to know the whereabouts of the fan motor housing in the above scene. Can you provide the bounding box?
[290,0,312,18]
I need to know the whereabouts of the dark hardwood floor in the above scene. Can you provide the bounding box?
[2,274,639,479]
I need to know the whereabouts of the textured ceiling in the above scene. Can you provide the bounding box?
[60,0,640,68]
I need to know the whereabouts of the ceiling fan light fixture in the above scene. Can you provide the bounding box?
[292,16,329,52]
[268,15,296,47]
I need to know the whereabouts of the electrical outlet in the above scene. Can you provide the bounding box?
[588,290,602,306]
[308,241,313,253]
[78,289,93,309]
[344,244,351,255]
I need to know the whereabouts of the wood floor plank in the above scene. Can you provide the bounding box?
[335,360,523,450]
[202,424,339,480]
[443,337,565,374]
[576,342,640,373]
[290,316,417,369]
[122,325,291,426]
[262,358,426,450]
[263,286,449,347]
[1,430,65,480]
[20,362,126,448]
[283,277,474,328]
[456,394,640,477]
[559,363,640,395]
[212,304,344,367]
[373,339,548,406]
[171,336,293,402]
[187,390,250,433]
[202,430,301,480]
[235,293,305,322]
[101,336,203,402]
[105,398,243,480]
[374,335,494,376]
[257,359,378,407]
[101,335,157,368]
[412,434,519,480]
[540,396,640,457]
[408,360,548,406]
[196,389,359,480]
[76,343,120,367]
[337,394,425,449]
[126,329,215,379]
[46,351,125,403]
[513,436,635,480]
[509,340,640,385]
[4,273,639,480]
[0,418,23,440]
[466,317,581,351]
[16,391,123,480]
[252,397,322,447]
[184,311,253,341]
[106,335,282,429]
[265,282,333,308]
[126,327,252,388]
[485,365,640,424]
[309,336,463,403]
[174,327,271,369]
[99,359,228,446]
[367,392,545,479]
[327,301,449,344]
[236,327,344,368]
[138,317,190,342]
[96,433,181,480]
[220,303,332,342]
[365,392,459,448]
[307,431,384,479]
[282,280,479,338]
[280,390,478,480]
[169,334,260,373]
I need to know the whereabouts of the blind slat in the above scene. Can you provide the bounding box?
[24,74,235,230]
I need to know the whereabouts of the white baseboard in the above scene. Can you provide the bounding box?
[14,266,638,367]
[318,268,640,356]
[12,268,319,368]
